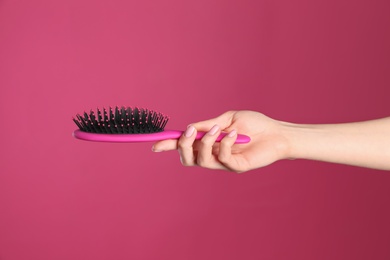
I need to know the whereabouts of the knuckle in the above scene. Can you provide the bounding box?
[178,140,192,149]
[218,153,229,163]
[200,138,211,145]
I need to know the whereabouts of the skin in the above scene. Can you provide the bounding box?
[152,111,390,173]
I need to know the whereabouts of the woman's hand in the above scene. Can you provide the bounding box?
[152,111,290,173]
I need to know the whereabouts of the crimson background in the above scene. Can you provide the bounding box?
[1,0,390,259]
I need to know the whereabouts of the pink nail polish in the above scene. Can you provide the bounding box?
[228,129,237,137]
[208,125,219,136]
[185,125,195,137]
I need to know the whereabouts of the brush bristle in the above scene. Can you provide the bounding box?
[73,106,169,134]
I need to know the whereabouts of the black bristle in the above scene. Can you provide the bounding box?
[73,117,83,130]
[103,107,108,122]
[77,114,90,132]
[133,107,140,133]
[103,108,114,134]
[73,106,170,134]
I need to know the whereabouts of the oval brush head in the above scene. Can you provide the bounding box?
[72,106,251,144]
[73,106,169,134]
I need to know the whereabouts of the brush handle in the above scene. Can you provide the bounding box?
[73,130,251,144]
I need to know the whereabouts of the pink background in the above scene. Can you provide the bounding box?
[1,0,390,259]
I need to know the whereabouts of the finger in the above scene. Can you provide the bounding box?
[218,130,240,171]
[190,140,219,152]
[196,124,223,169]
[177,125,197,166]
[219,130,251,173]
[152,139,178,152]
[191,111,235,132]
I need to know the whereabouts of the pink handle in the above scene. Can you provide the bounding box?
[73,130,251,144]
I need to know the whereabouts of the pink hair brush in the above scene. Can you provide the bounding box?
[72,106,251,144]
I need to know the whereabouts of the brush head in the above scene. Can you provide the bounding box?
[73,106,169,134]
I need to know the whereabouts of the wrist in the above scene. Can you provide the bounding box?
[278,121,321,161]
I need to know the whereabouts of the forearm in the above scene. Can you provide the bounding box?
[280,117,390,170]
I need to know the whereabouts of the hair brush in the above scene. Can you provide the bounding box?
[72,106,251,144]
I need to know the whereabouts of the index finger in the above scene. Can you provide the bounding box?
[152,139,178,152]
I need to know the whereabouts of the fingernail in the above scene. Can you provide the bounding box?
[228,129,237,137]
[208,125,219,136]
[152,146,163,152]
[185,125,195,137]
